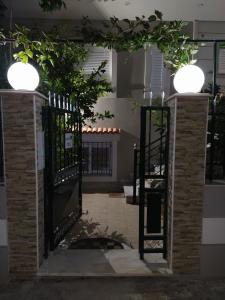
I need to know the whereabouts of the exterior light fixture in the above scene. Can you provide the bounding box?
[7,62,40,91]
[173,64,205,93]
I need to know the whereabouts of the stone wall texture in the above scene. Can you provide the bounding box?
[1,92,45,279]
[166,99,176,270]
[35,96,45,267]
[167,94,208,274]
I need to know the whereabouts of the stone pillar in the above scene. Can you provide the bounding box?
[166,93,209,274]
[0,90,46,280]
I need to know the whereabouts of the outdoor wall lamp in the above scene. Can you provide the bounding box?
[7,62,40,91]
[173,64,205,93]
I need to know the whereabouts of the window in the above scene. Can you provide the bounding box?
[83,46,112,82]
[82,142,112,176]
[145,46,171,100]
[116,46,171,99]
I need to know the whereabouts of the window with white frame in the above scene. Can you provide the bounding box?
[83,46,112,82]
[145,45,171,100]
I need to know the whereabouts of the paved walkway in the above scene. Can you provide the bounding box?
[80,193,139,248]
[1,277,225,299]
[38,193,168,276]
[39,248,169,275]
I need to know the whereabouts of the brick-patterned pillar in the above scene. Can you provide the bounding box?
[166,93,209,274]
[0,90,46,280]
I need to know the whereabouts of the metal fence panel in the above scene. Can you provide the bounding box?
[43,92,82,254]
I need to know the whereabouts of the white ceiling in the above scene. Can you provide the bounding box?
[3,0,225,21]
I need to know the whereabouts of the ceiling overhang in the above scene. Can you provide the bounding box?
[2,0,225,22]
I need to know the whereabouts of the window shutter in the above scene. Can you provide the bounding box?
[149,46,170,99]
[83,46,112,81]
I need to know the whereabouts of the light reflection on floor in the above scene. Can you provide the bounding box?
[39,194,170,276]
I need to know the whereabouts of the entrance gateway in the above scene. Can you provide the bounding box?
[43,95,170,261]
[0,91,209,279]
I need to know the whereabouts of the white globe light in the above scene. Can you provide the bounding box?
[7,62,39,91]
[173,64,205,93]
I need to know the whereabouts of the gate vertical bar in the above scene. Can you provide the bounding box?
[43,106,54,256]
[133,144,138,204]
[48,108,55,251]
[78,100,82,215]
[163,107,170,259]
[139,107,146,259]
[209,42,217,182]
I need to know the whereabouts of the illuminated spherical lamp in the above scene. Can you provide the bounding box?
[7,62,39,91]
[173,64,205,93]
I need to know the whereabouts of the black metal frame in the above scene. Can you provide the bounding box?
[0,104,4,184]
[138,106,170,260]
[133,144,138,204]
[206,97,225,181]
[188,39,225,181]
[43,92,82,255]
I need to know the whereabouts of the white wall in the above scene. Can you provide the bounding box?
[88,98,148,184]
[201,184,225,276]
[0,186,8,282]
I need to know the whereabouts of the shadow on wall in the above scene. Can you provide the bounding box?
[117,130,138,184]
[81,98,150,192]
[81,130,138,193]
[117,49,145,98]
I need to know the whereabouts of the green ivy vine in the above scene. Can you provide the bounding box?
[0,11,198,71]
[27,3,198,70]
[0,11,199,122]
[80,11,198,70]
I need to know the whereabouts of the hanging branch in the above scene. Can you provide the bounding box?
[0,11,198,70]
[0,26,113,123]
[0,11,199,122]
[39,0,66,12]
[81,11,162,51]
[80,11,198,70]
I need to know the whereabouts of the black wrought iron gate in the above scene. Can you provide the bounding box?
[43,93,82,256]
[139,106,170,260]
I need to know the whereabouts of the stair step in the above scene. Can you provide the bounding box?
[123,185,138,197]
[123,185,138,204]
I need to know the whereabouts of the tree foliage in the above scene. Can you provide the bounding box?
[80,12,198,70]
[39,0,66,12]
[9,26,113,123]
[0,11,199,121]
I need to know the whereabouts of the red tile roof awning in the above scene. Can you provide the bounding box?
[82,127,121,134]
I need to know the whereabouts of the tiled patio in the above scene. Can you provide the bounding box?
[73,193,140,248]
[39,193,169,276]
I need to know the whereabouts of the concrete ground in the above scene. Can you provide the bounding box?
[38,248,169,275]
[38,193,168,275]
[79,193,140,248]
[1,277,225,300]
